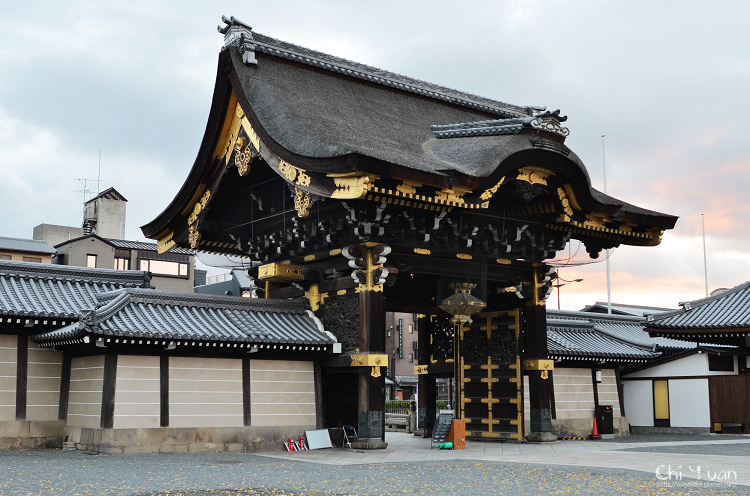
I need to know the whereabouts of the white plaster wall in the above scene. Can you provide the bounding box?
[552,368,595,420]
[597,369,621,416]
[624,353,707,378]
[67,356,105,429]
[113,355,160,429]
[0,335,16,421]
[622,380,654,427]
[669,379,710,427]
[170,357,243,428]
[26,340,62,421]
[250,359,315,427]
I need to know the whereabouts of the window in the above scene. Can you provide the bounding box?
[114,257,130,270]
[708,354,734,372]
[140,259,189,277]
[0,253,11,260]
[22,256,42,263]
[114,249,130,270]
[86,254,97,268]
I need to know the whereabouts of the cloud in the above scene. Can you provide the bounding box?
[0,0,748,309]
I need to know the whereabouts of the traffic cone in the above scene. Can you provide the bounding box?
[591,417,601,440]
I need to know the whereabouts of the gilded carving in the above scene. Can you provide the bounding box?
[234,137,253,176]
[294,187,312,218]
[397,182,418,195]
[188,190,211,226]
[434,187,470,205]
[188,225,201,249]
[330,174,373,199]
[516,167,554,186]
[556,186,574,221]
[279,160,311,187]
[480,177,506,200]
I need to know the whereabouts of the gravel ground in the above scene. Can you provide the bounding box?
[1,449,748,496]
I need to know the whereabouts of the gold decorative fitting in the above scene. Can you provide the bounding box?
[456,253,472,260]
[413,248,431,255]
[279,160,311,187]
[234,138,253,176]
[188,226,202,249]
[238,112,262,153]
[434,187,470,205]
[257,263,305,282]
[396,182,418,195]
[516,166,554,186]
[188,190,211,226]
[279,160,298,181]
[557,187,574,218]
[350,353,389,368]
[480,177,506,200]
[294,188,312,218]
[414,365,428,375]
[523,359,554,379]
[330,174,373,199]
[157,230,176,254]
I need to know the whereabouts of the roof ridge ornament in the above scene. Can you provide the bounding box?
[218,15,257,65]
[432,108,570,140]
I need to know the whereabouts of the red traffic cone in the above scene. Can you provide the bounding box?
[591,417,601,440]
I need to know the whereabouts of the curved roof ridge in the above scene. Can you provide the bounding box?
[219,15,532,120]
[647,279,750,329]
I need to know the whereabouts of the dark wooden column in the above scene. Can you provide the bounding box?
[359,287,386,441]
[352,244,388,443]
[15,335,28,420]
[524,266,556,442]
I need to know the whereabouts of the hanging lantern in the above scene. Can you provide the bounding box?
[438,282,486,325]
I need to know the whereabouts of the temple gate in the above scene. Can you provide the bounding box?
[142,17,677,444]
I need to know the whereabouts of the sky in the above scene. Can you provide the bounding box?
[1,1,748,311]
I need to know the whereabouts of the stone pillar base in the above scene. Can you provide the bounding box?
[525,431,557,443]
[350,437,388,450]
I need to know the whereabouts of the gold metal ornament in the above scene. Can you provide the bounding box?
[188,225,201,249]
[234,137,253,176]
[294,188,312,218]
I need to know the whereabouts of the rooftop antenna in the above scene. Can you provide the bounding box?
[702,213,708,297]
[97,148,101,195]
[602,134,611,314]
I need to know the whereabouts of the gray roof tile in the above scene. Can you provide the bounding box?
[0,260,152,320]
[34,289,336,348]
[646,280,750,331]
[546,310,690,361]
[0,237,56,255]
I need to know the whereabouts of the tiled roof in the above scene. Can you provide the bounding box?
[87,187,127,202]
[0,237,56,255]
[579,302,674,317]
[0,260,152,321]
[54,235,193,255]
[108,238,193,255]
[546,310,688,362]
[645,280,750,332]
[34,289,336,351]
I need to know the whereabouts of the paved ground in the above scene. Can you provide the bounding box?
[2,432,750,495]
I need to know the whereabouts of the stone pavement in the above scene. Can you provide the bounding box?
[2,432,749,495]
[261,431,750,486]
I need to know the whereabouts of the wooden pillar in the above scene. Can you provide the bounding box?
[524,266,556,442]
[356,244,387,442]
[15,335,27,420]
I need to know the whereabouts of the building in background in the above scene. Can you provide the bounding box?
[0,237,56,264]
[31,186,196,292]
[53,235,195,292]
